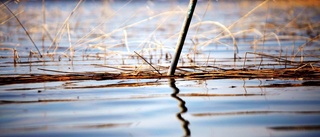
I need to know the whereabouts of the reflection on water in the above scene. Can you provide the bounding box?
[1,0,320,136]
[169,79,190,137]
[0,79,320,136]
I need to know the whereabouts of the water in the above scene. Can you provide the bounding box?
[1,79,320,136]
[1,0,320,136]
[1,0,319,74]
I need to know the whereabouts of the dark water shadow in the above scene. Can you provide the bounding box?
[169,79,190,137]
[269,125,320,131]
[0,123,132,134]
[192,111,320,117]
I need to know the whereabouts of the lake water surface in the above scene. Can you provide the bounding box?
[1,0,320,136]
[1,79,320,137]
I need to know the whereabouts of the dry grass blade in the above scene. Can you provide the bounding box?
[41,0,46,53]
[228,0,270,30]
[1,64,319,85]
[47,0,83,53]
[76,11,186,48]
[1,1,42,57]
[0,1,319,85]
[67,22,74,61]
[192,21,239,56]
[123,30,130,53]
[293,35,320,59]
[74,0,133,46]
[0,48,19,66]
[134,51,161,75]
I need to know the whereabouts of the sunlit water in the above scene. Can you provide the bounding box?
[1,0,320,136]
[1,79,320,137]
[1,0,319,74]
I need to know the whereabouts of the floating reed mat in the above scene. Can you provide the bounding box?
[1,65,320,85]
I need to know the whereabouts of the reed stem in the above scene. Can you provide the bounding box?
[2,1,42,57]
[167,0,197,76]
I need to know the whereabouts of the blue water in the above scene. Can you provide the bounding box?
[1,0,320,136]
[1,79,320,137]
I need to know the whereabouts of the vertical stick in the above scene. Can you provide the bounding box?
[167,0,197,76]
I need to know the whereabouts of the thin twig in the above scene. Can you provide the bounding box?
[1,1,42,57]
[38,68,72,73]
[92,64,132,72]
[67,22,73,62]
[294,63,308,71]
[48,0,83,53]
[134,51,161,75]
[123,30,130,52]
[42,0,46,53]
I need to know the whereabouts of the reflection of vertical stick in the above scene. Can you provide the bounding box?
[169,79,191,136]
[242,78,247,94]
[168,0,197,76]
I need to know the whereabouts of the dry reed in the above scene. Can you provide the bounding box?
[0,0,319,85]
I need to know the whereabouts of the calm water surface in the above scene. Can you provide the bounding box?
[1,79,320,137]
[1,0,320,136]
